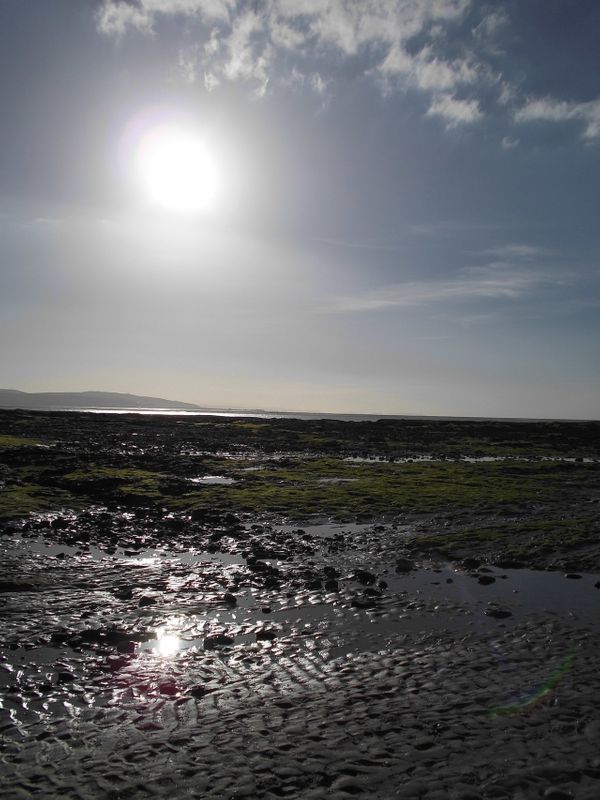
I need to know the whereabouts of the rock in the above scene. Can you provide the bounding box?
[256,629,277,641]
[477,575,496,585]
[113,587,133,600]
[484,606,512,619]
[353,569,376,585]
[0,580,37,592]
[494,558,525,569]
[203,633,234,649]
[395,558,415,573]
[222,592,237,605]
[564,573,582,579]
[583,720,600,741]
[138,595,156,607]
[158,680,178,696]
[189,684,214,699]
[543,789,574,800]
[351,596,378,609]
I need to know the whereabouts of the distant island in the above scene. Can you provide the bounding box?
[0,389,202,411]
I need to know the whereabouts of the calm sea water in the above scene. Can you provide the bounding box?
[66,407,557,423]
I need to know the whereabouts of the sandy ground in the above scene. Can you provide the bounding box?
[2,514,600,800]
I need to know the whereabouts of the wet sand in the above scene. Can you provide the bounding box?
[1,410,600,798]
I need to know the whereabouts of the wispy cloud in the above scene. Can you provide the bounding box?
[328,264,564,313]
[426,93,482,127]
[98,0,491,126]
[477,243,551,260]
[515,96,600,142]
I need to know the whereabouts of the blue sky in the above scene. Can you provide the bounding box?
[1,0,599,417]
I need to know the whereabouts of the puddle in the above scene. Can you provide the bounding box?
[387,565,600,625]
[317,477,358,485]
[278,522,374,539]
[8,536,246,567]
[188,475,237,485]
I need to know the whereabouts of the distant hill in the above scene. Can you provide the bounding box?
[0,389,202,411]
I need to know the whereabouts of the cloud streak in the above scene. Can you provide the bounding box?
[515,96,600,141]
[328,264,564,313]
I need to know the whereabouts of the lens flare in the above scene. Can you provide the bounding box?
[488,652,575,716]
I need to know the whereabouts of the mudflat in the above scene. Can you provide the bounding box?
[1,410,600,799]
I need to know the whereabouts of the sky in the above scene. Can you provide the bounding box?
[1,0,599,419]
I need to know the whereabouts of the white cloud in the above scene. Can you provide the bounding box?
[97,0,233,36]
[500,135,519,150]
[479,244,549,260]
[426,93,482,127]
[329,264,563,312]
[515,96,600,141]
[98,0,488,122]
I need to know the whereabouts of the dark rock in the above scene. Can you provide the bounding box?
[256,629,277,641]
[222,592,237,605]
[138,595,156,607]
[484,606,512,619]
[324,579,339,591]
[305,579,323,590]
[395,558,415,573]
[189,684,214,699]
[477,574,496,585]
[565,573,582,579]
[543,789,574,800]
[158,680,178,696]
[494,557,525,569]
[0,580,37,592]
[204,633,234,649]
[353,569,376,585]
[351,596,378,609]
[461,558,481,569]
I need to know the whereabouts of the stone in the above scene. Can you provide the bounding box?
[484,606,512,619]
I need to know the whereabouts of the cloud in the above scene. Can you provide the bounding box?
[328,264,564,312]
[515,96,600,141]
[478,244,549,260]
[426,93,482,127]
[97,0,233,36]
[98,0,490,125]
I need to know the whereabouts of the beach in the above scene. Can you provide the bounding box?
[1,409,600,799]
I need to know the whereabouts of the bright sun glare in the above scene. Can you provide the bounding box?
[136,125,219,214]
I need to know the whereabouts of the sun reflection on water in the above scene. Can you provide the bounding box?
[152,621,184,657]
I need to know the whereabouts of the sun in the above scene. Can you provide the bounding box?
[135,124,220,214]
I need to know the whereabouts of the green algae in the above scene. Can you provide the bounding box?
[0,484,78,519]
[0,434,42,448]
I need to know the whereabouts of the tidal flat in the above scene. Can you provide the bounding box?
[1,409,600,799]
